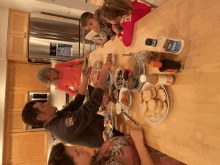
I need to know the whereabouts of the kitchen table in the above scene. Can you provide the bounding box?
[89,0,220,164]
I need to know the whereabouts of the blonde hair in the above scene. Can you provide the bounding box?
[37,67,60,85]
[100,0,133,21]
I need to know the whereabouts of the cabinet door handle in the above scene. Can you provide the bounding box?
[23,32,26,35]
[23,35,26,38]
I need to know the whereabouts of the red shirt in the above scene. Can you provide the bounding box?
[118,2,151,47]
[54,59,82,96]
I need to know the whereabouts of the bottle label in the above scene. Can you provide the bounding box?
[157,75,174,85]
[163,39,182,53]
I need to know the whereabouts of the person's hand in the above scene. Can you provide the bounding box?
[82,67,92,81]
[112,24,121,35]
[110,35,116,41]
[101,61,112,74]
[130,126,144,144]
[102,130,109,142]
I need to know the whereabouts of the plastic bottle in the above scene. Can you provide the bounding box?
[145,36,184,55]
[140,74,175,85]
[150,59,184,73]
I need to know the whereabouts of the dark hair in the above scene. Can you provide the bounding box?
[48,143,75,165]
[21,101,45,127]
[49,143,112,165]
[80,12,94,27]
[100,0,134,21]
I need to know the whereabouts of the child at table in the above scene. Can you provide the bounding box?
[100,0,152,47]
[80,10,123,47]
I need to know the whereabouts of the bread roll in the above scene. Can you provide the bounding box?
[155,100,163,113]
[160,101,167,114]
[155,85,161,91]
[150,86,157,98]
[145,110,155,117]
[148,99,156,111]
[157,89,166,101]
[155,112,162,119]
[143,90,152,101]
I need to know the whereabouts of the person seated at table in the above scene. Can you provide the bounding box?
[22,61,124,149]
[37,54,89,97]
[48,126,154,165]
[80,10,123,47]
[100,0,152,47]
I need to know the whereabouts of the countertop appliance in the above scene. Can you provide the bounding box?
[27,92,50,130]
[29,12,96,63]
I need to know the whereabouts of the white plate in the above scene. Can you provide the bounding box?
[114,68,124,89]
[140,82,169,124]
[119,87,132,111]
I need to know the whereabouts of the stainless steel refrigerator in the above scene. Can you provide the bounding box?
[28,12,96,64]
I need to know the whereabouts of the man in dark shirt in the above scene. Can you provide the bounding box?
[22,61,123,149]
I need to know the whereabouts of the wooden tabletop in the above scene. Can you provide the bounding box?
[89,0,220,164]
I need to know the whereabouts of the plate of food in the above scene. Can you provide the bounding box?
[119,87,132,111]
[105,72,114,87]
[111,88,119,102]
[82,56,89,74]
[104,112,114,138]
[105,53,115,65]
[140,82,169,124]
[114,68,124,89]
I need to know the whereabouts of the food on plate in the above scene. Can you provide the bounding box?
[121,90,130,107]
[112,89,119,101]
[160,102,167,114]
[115,69,124,89]
[103,95,110,105]
[128,77,134,89]
[150,86,157,98]
[127,57,139,77]
[82,57,89,73]
[93,71,101,86]
[105,87,110,96]
[157,89,167,101]
[124,70,130,81]
[148,99,156,111]
[106,53,112,62]
[141,101,147,114]
[104,114,113,134]
[154,100,163,113]
[143,90,152,101]
[142,85,168,119]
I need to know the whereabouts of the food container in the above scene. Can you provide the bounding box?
[111,88,119,102]
[105,72,114,87]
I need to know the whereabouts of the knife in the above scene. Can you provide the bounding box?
[122,111,139,126]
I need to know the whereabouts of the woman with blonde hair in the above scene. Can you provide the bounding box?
[100,0,153,47]
[37,55,91,96]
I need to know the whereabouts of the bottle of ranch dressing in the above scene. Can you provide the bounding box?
[145,36,184,55]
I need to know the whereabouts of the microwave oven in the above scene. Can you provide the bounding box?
[27,92,50,130]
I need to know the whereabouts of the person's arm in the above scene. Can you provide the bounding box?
[130,127,154,165]
[54,59,84,68]
[55,84,77,96]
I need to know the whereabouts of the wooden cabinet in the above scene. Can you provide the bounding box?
[8,62,50,91]
[7,9,29,61]
[4,131,48,165]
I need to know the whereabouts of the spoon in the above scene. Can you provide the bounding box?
[116,103,139,126]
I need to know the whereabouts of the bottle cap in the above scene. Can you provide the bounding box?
[145,38,157,47]
[140,75,147,82]
[150,61,162,68]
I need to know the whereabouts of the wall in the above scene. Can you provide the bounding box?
[0,6,8,165]
[0,0,98,19]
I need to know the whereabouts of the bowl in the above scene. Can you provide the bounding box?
[123,69,132,81]
[127,76,139,90]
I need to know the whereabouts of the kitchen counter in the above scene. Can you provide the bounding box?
[88,0,220,164]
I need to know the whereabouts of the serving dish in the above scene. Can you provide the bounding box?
[114,68,124,89]
[119,87,132,111]
[140,82,169,124]
[104,112,114,138]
